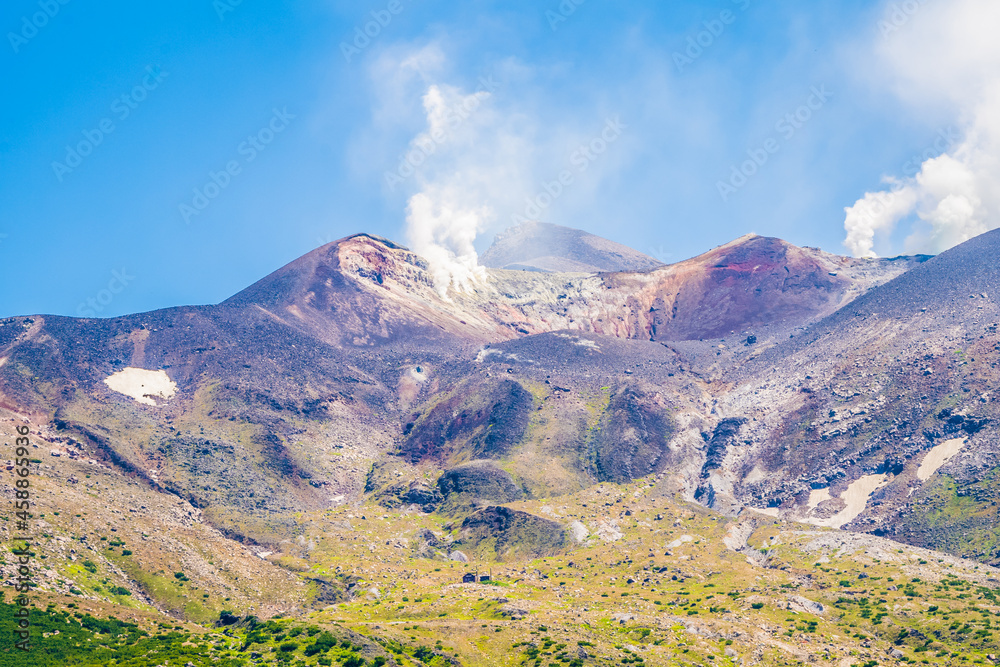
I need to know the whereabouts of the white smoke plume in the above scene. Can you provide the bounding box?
[844,0,1000,257]
[401,83,497,298]
[363,44,634,294]
[406,184,490,296]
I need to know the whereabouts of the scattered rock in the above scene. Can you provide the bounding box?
[596,521,623,542]
[666,534,695,549]
[786,595,825,616]
[500,605,528,620]
[401,483,442,508]
[568,521,590,543]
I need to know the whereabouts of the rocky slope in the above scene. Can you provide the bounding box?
[5,225,1000,663]
[8,438,1000,666]
[702,228,1000,561]
[0,231,927,544]
[222,230,925,346]
[0,224,1000,655]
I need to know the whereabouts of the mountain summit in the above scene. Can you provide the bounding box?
[480,221,664,273]
[2,225,996,576]
[6,225,1000,665]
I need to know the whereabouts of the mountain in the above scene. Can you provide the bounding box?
[5,225,1000,666]
[0,230,933,539]
[217,229,924,346]
[703,228,1000,558]
[0,231,926,544]
[480,221,664,273]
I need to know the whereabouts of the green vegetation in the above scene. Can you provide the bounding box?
[0,600,405,667]
[13,466,1000,666]
[897,468,1000,562]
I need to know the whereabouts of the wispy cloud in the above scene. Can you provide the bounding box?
[844,0,1000,257]
[358,42,640,297]
[368,45,530,297]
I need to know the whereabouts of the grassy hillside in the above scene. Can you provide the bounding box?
[7,436,1000,666]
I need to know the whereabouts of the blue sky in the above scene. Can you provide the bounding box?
[1,0,996,318]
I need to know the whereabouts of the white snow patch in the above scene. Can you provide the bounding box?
[805,474,888,529]
[104,368,177,406]
[474,348,531,364]
[917,437,967,481]
[749,506,781,518]
[807,488,832,511]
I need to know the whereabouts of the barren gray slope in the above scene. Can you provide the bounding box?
[480,221,664,273]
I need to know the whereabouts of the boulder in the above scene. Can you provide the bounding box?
[786,595,825,616]
[568,521,590,542]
